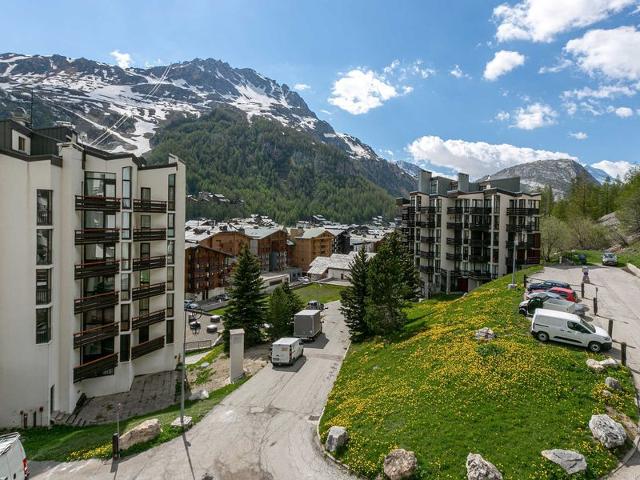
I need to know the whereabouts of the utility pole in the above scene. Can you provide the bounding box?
[511,238,518,286]
[29,88,34,128]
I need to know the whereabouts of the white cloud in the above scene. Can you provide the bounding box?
[513,102,558,129]
[614,106,634,117]
[110,50,132,69]
[592,160,637,178]
[320,109,333,115]
[493,0,636,43]
[495,111,511,121]
[450,65,470,79]
[406,136,577,177]
[539,58,573,74]
[565,26,640,80]
[569,131,589,139]
[484,50,525,81]
[328,60,431,115]
[293,83,311,91]
[562,83,639,99]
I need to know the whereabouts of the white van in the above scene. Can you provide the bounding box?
[0,433,29,480]
[531,309,612,352]
[271,337,304,366]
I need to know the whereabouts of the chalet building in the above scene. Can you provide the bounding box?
[243,227,288,272]
[200,229,249,256]
[0,117,185,428]
[289,227,334,272]
[397,170,541,296]
[326,227,351,254]
[184,243,233,300]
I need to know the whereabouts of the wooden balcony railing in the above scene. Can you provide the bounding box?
[132,309,166,330]
[132,282,166,301]
[132,255,167,272]
[75,228,120,245]
[469,255,490,263]
[74,291,119,314]
[469,223,490,231]
[73,322,119,349]
[420,236,436,243]
[420,265,435,274]
[506,224,536,233]
[75,195,121,212]
[131,336,165,360]
[446,253,462,261]
[133,228,166,242]
[74,258,119,279]
[507,207,540,216]
[133,199,167,213]
[73,353,118,383]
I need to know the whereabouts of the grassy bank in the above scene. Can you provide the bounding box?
[320,268,637,479]
[567,247,640,268]
[17,379,245,462]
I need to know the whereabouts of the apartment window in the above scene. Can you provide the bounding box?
[122,212,131,240]
[167,241,175,265]
[140,215,151,229]
[122,167,132,209]
[140,270,150,287]
[141,243,150,259]
[85,172,116,197]
[167,213,175,238]
[36,269,51,305]
[121,303,130,331]
[120,334,131,362]
[121,243,131,270]
[18,135,26,152]
[139,298,149,316]
[36,229,52,265]
[139,326,149,344]
[36,190,52,225]
[36,308,51,344]
[168,174,176,211]
[166,319,174,344]
[121,273,130,301]
[166,293,174,317]
[167,266,174,290]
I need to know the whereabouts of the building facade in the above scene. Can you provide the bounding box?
[398,170,541,296]
[184,244,233,301]
[0,119,186,428]
[243,227,288,272]
[290,227,334,272]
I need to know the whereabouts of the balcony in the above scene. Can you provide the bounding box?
[37,210,52,225]
[416,220,436,228]
[133,255,167,271]
[446,222,465,230]
[74,258,119,279]
[36,287,51,305]
[132,282,166,301]
[447,206,464,214]
[469,255,490,263]
[133,228,166,242]
[470,206,492,214]
[420,236,435,243]
[507,207,540,216]
[75,195,121,212]
[420,265,435,274]
[74,291,119,314]
[446,253,462,261]
[131,336,165,360]
[446,237,466,246]
[419,251,435,259]
[73,322,119,349]
[469,238,490,247]
[75,228,120,245]
[419,206,436,213]
[73,353,118,383]
[469,271,495,281]
[469,223,490,231]
[507,224,536,233]
[133,199,167,213]
[505,240,536,249]
[132,309,166,330]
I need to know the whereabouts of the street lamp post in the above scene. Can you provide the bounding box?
[180,308,202,428]
[511,238,518,286]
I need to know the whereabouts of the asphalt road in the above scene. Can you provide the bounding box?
[31,301,356,480]
[535,265,640,479]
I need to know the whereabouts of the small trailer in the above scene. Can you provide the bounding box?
[293,309,322,341]
[271,337,304,366]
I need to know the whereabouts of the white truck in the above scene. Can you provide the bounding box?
[271,337,304,366]
[293,309,322,341]
[531,308,612,353]
[0,433,29,480]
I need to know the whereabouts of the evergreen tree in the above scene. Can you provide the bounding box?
[384,232,420,300]
[340,248,371,341]
[281,281,304,314]
[266,286,294,341]
[222,247,266,352]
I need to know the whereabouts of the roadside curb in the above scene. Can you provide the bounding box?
[626,263,640,277]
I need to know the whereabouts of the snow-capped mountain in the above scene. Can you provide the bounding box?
[477,159,599,197]
[0,52,413,193]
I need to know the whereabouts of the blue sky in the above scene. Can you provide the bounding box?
[3,0,639,178]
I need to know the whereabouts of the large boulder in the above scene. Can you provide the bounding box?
[325,426,349,453]
[189,389,209,401]
[605,377,622,391]
[383,448,417,480]
[586,359,604,372]
[474,328,496,341]
[541,449,587,475]
[466,453,503,480]
[600,358,619,369]
[119,418,162,451]
[589,414,627,449]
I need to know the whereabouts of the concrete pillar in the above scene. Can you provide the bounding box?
[229,328,245,383]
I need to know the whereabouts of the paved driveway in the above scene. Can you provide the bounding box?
[535,265,640,479]
[31,301,356,480]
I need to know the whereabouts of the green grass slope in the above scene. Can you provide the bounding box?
[320,269,637,479]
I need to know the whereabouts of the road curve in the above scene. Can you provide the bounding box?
[31,301,357,480]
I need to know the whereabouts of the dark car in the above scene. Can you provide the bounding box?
[526,280,571,292]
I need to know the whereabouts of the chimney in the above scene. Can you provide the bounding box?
[418,170,432,193]
[12,107,29,127]
[458,172,469,192]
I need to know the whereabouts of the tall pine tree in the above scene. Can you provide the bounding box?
[222,247,266,352]
[340,248,371,341]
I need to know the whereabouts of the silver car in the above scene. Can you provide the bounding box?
[602,252,617,266]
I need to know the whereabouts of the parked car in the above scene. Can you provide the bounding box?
[526,280,571,292]
[306,300,324,310]
[531,308,611,352]
[206,324,218,334]
[299,276,310,284]
[519,295,587,316]
[210,315,222,323]
[602,252,618,266]
[526,286,577,302]
[271,337,304,366]
[0,432,29,480]
[185,301,199,310]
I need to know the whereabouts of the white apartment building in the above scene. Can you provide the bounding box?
[398,170,541,296]
[0,118,186,428]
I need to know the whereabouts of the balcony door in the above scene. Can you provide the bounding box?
[85,172,116,198]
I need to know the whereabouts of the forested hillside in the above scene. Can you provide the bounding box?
[147,107,397,224]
